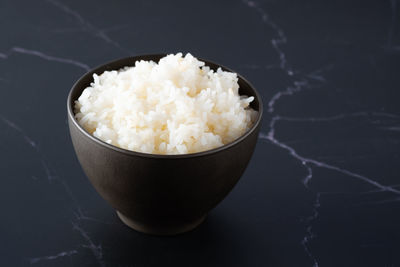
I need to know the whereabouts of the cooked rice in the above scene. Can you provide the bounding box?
[74,53,257,154]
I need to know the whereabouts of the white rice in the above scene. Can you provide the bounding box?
[74,53,257,154]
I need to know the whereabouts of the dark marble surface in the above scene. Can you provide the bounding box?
[1,0,400,266]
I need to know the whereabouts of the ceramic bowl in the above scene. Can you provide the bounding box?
[67,55,263,235]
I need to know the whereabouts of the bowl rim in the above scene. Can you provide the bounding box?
[67,54,263,159]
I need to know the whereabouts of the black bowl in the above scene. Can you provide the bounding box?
[67,55,263,235]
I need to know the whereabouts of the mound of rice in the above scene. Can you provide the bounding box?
[74,53,257,154]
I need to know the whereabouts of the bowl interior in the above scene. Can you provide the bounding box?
[67,54,263,157]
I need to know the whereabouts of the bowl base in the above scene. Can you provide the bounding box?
[116,211,206,236]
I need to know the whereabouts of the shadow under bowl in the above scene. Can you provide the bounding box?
[67,54,263,235]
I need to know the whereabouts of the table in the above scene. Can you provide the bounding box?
[1,0,399,266]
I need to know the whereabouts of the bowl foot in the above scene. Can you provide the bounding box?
[116,211,206,236]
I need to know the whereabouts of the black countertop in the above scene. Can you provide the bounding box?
[1,0,400,266]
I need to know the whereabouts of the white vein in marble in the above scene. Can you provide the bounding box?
[242,1,323,264]
[72,221,105,267]
[243,0,400,265]
[260,115,400,194]
[0,116,37,148]
[268,64,335,113]
[29,250,78,264]
[45,0,132,55]
[259,112,400,265]
[243,0,334,114]
[301,193,321,267]
[0,47,90,71]
[267,79,309,113]
[0,115,85,206]
[0,115,110,266]
[74,208,117,226]
[242,0,293,75]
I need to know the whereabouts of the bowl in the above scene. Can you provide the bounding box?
[67,54,263,235]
